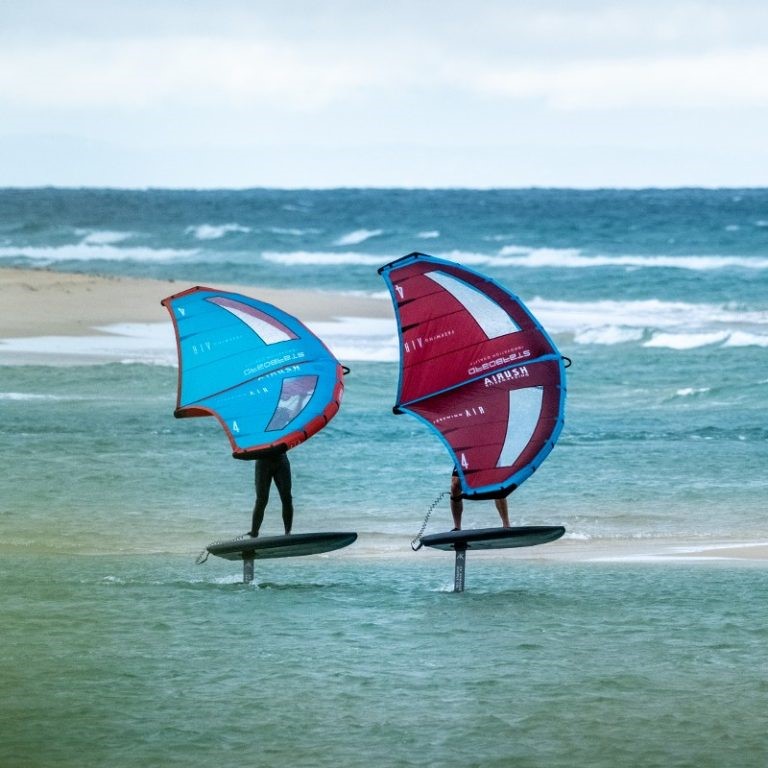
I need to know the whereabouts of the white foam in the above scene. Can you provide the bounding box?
[527,297,768,348]
[0,243,196,263]
[563,531,591,541]
[259,247,581,269]
[306,318,398,362]
[269,227,315,236]
[261,246,768,272]
[529,298,718,329]
[368,294,768,349]
[573,326,644,345]
[333,229,383,246]
[495,246,585,266]
[416,230,440,239]
[644,331,730,349]
[723,331,768,347]
[77,230,134,245]
[0,323,178,364]
[495,247,768,271]
[186,223,250,240]
[0,391,68,401]
[675,387,711,397]
[261,250,384,266]
[396,295,766,351]
[440,249,529,266]
[0,318,398,364]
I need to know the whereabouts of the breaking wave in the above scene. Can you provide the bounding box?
[258,247,768,271]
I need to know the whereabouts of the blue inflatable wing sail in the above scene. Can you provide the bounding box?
[161,286,344,458]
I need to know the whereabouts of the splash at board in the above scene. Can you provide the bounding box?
[162,286,356,581]
[378,253,568,591]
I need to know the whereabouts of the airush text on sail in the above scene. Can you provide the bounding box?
[483,366,531,388]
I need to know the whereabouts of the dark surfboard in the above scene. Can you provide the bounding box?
[207,531,357,561]
[420,525,565,552]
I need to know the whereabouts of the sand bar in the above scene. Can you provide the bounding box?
[3,269,766,562]
[539,538,768,563]
[0,267,391,338]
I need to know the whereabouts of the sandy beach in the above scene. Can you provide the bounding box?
[544,538,768,563]
[0,266,392,338]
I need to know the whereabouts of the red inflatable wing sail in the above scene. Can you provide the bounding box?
[378,253,566,499]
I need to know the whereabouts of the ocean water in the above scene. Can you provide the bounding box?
[2,556,767,768]
[1,188,767,766]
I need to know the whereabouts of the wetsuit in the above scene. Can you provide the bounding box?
[250,453,293,536]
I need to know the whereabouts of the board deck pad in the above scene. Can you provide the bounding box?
[207,531,357,561]
[419,525,565,551]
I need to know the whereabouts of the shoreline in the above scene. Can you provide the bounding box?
[0,266,392,339]
[3,266,765,563]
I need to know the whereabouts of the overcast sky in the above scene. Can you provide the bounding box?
[1,0,766,188]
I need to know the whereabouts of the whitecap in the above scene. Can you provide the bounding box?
[675,387,711,397]
[416,230,440,239]
[261,250,384,266]
[723,331,768,347]
[527,298,768,336]
[269,227,315,236]
[359,295,768,349]
[494,247,768,270]
[77,230,134,245]
[0,243,196,263]
[573,326,644,345]
[0,392,66,401]
[186,223,250,240]
[434,249,509,266]
[643,331,730,349]
[496,245,583,265]
[333,229,383,246]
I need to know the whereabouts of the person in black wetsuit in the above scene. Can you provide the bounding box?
[450,467,511,531]
[248,452,293,537]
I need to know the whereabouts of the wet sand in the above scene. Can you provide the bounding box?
[0,266,391,338]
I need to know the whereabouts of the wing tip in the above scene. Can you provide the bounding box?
[378,251,428,274]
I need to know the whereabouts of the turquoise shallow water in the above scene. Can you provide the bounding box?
[2,357,766,550]
[2,556,766,768]
[2,188,767,766]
